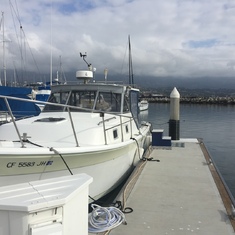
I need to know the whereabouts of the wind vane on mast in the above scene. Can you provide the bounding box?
[80,52,92,71]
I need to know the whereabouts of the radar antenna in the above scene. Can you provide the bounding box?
[76,52,93,83]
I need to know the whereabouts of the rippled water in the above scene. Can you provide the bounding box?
[139,103,235,197]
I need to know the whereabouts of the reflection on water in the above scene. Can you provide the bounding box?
[139,103,235,196]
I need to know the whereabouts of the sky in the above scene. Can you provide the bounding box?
[1,0,235,86]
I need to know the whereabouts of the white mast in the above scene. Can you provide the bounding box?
[128,35,134,86]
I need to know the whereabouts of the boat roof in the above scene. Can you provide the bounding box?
[51,83,139,94]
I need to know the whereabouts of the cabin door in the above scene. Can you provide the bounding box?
[129,90,139,127]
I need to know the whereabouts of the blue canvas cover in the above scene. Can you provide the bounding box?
[0,86,41,119]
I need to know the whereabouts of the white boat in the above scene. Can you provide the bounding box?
[0,62,152,201]
[34,85,51,110]
[138,100,149,111]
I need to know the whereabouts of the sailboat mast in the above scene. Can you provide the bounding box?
[59,55,62,82]
[50,2,53,86]
[128,35,134,86]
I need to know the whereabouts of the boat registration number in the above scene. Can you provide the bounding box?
[6,161,53,168]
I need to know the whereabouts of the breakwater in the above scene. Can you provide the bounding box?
[142,96,235,105]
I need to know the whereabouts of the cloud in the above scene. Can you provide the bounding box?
[1,0,235,86]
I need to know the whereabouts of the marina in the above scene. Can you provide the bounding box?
[1,1,235,234]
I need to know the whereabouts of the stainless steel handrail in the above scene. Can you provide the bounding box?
[67,107,79,147]
[4,97,25,148]
[99,113,135,145]
[0,95,137,147]
[0,95,87,147]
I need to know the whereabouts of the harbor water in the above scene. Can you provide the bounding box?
[139,103,235,198]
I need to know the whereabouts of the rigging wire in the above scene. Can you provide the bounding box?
[120,39,129,77]
[9,0,24,81]
[8,0,42,82]
[9,0,21,24]
[20,27,41,75]
[0,14,3,29]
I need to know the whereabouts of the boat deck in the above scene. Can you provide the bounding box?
[109,139,235,235]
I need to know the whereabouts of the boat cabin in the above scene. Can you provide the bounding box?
[43,83,139,116]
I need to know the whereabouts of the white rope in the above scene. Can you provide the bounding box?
[88,204,126,233]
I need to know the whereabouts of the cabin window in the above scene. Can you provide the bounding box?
[95,92,121,112]
[43,92,70,111]
[44,90,98,112]
[113,129,118,139]
[71,91,96,110]
[43,89,123,113]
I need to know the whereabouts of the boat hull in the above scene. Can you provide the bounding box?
[0,138,147,200]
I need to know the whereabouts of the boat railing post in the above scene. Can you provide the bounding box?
[130,118,133,138]
[67,107,79,147]
[120,116,124,142]
[4,97,25,148]
[100,112,107,145]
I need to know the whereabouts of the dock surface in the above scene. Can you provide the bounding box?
[110,139,235,235]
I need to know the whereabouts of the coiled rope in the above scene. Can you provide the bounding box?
[88,204,126,233]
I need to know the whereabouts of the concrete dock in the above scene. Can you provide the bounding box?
[110,139,235,235]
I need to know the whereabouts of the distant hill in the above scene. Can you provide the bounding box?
[3,69,235,91]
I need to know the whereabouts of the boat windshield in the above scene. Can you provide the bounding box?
[43,90,124,113]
